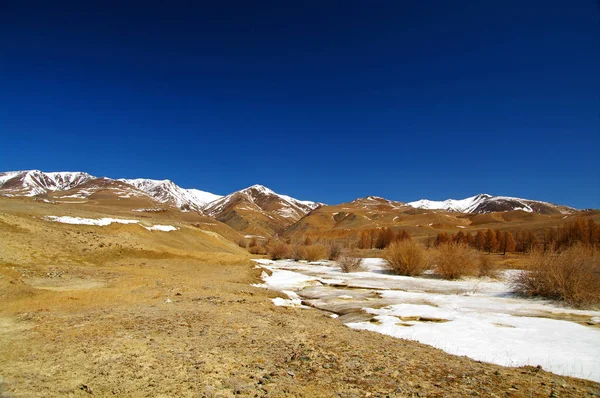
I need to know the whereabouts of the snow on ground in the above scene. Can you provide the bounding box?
[44,216,178,231]
[253,258,600,382]
[44,216,139,226]
[143,225,178,231]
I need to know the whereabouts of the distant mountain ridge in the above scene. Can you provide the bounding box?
[0,170,321,217]
[407,194,574,215]
[0,170,577,220]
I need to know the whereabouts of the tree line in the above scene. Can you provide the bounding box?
[432,217,599,254]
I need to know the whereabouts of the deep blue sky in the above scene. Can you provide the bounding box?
[1,1,599,208]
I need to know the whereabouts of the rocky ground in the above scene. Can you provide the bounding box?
[1,256,599,398]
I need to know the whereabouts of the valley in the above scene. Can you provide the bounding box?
[1,170,599,396]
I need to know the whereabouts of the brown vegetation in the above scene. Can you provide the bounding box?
[384,240,428,276]
[511,245,600,308]
[432,243,479,280]
[327,242,344,260]
[338,256,363,273]
[304,244,328,261]
[267,240,292,260]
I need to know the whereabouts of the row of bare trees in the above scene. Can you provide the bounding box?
[432,218,599,254]
[357,227,411,249]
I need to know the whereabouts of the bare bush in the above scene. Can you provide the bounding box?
[304,244,328,262]
[511,245,600,308]
[433,243,479,279]
[338,256,362,273]
[291,244,308,261]
[327,242,343,260]
[385,241,428,276]
[248,244,267,255]
[478,254,498,278]
[267,241,291,260]
[236,237,248,248]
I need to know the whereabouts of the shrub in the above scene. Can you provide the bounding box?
[248,244,267,255]
[327,242,343,260]
[338,256,362,273]
[304,244,328,262]
[433,243,479,279]
[385,240,428,276]
[478,254,498,278]
[236,237,248,248]
[511,245,600,308]
[267,241,291,260]
[291,244,307,261]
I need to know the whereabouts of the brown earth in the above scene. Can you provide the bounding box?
[0,198,599,397]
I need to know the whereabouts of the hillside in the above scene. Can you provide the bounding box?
[203,184,320,238]
[285,196,596,244]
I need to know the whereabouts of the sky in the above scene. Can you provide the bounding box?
[1,1,599,208]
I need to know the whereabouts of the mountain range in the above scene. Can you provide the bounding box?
[0,170,582,238]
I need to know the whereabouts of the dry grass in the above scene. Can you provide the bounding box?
[384,241,428,276]
[432,243,479,280]
[511,245,600,308]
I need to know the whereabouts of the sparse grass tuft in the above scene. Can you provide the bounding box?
[433,243,478,279]
[385,240,428,276]
[511,245,600,308]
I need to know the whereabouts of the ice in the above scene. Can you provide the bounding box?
[254,258,600,382]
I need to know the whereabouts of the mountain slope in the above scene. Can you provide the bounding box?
[285,195,466,240]
[0,170,94,196]
[0,170,222,212]
[119,178,222,211]
[407,194,574,215]
[204,184,321,237]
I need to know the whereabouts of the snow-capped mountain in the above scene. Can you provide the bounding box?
[407,194,574,215]
[349,196,406,209]
[203,184,321,236]
[0,170,221,212]
[119,178,222,211]
[205,184,320,220]
[0,170,94,196]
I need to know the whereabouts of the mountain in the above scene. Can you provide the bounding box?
[0,170,94,196]
[119,178,222,211]
[284,195,466,240]
[203,184,321,237]
[407,194,575,215]
[0,170,222,212]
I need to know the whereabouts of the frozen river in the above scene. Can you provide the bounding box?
[254,258,600,383]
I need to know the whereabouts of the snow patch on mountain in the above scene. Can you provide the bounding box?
[408,194,493,213]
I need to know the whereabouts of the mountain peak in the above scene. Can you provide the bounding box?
[241,184,275,194]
